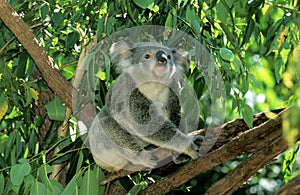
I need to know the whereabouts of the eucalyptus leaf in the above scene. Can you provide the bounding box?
[241,18,255,47]
[65,31,80,50]
[10,158,31,186]
[40,3,49,21]
[0,92,8,121]
[45,96,66,121]
[61,176,78,195]
[220,48,234,62]
[127,184,144,195]
[52,11,64,26]
[79,167,98,195]
[241,103,253,128]
[133,0,153,9]
[30,181,47,195]
[0,173,4,195]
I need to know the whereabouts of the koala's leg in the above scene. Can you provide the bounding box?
[90,110,158,171]
[172,135,204,164]
[141,120,201,160]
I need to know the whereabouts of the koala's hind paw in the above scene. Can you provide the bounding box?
[186,143,201,160]
[137,150,158,169]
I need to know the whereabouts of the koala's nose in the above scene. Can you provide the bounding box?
[156,50,168,65]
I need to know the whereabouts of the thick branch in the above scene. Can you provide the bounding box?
[141,109,288,194]
[100,109,282,186]
[205,135,285,194]
[276,174,300,195]
[0,0,73,108]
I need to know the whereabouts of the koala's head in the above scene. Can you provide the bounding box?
[109,41,188,80]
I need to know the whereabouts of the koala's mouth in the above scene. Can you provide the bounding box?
[153,64,168,77]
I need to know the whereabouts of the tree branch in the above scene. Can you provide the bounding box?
[0,0,73,108]
[205,135,290,194]
[141,109,299,195]
[276,174,300,195]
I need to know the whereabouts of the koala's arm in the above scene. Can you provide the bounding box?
[129,89,199,160]
[97,108,141,152]
[143,119,199,160]
[166,90,181,127]
[90,107,158,170]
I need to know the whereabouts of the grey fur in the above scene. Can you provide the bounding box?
[89,41,200,172]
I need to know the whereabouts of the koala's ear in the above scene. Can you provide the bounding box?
[173,49,189,68]
[109,41,134,60]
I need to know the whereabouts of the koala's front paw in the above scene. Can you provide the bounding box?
[136,150,158,169]
[193,135,204,145]
[173,154,190,164]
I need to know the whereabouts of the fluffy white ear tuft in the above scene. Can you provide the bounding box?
[173,49,189,69]
[109,41,133,59]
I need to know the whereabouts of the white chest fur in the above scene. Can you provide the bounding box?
[138,82,169,105]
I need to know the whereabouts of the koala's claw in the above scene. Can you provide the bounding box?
[186,143,201,160]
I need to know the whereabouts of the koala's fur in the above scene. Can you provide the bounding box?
[89,41,200,172]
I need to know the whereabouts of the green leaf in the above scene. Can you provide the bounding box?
[241,103,253,128]
[79,167,98,195]
[93,166,105,183]
[37,164,52,186]
[165,11,172,28]
[216,2,228,23]
[23,174,35,194]
[231,57,243,73]
[24,85,32,107]
[186,5,198,23]
[40,3,49,20]
[234,0,248,18]
[282,144,299,183]
[220,48,234,62]
[50,180,63,194]
[241,18,255,47]
[15,53,27,78]
[5,132,16,160]
[76,151,84,173]
[93,166,105,194]
[192,20,201,36]
[248,73,261,89]
[16,132,24,159]
[30,181,47,195]
[148,3,159,12]
[61,175,78,195]
[65,31,80,50]
[240,76,249,94]
[10,158,31,186]
[127,184,144,195]
[133,0,154,9]
[45,96,66,121]
[275,57,285,83]
[0,173,4,195]
[0,92,8,121]
[52,10,64,26]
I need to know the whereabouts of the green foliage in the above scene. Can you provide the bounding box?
[10,158,31,186]
[0,0,300,194]
[45,97,66,121]
[282,143,300,183]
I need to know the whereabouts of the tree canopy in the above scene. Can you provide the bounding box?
[0,0,299,194]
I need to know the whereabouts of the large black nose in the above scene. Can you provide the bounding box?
[156,50,168,64]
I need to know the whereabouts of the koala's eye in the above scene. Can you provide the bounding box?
[144,53,151,59]
[167,55,171,59]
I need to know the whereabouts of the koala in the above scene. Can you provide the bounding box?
[88,41,201,172]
